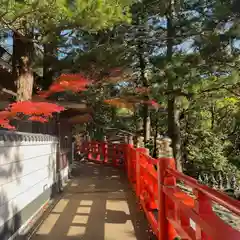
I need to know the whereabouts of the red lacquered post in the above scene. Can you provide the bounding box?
[194,190,213,240]
[124,143,129,173]
[102,136,108,163]
[136,147,148,198]
[94,141,98,161]
[91,141,95,160]
[94,142,99,161]
[157,157,167,240]
[123,135,129,172]
[86,134,92,160]
[157,137,177,240]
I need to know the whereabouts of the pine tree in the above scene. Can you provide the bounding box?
[0,0,134,100]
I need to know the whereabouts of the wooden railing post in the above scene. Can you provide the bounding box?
[123,135,128,171]
[157,137,176,240]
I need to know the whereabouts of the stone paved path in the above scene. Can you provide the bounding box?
[30,160,152,240]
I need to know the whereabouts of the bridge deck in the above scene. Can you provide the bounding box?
[30,161,152,240]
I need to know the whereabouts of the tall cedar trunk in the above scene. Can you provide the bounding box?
[138,43,150,144]
[135,116,143,146]
[166,8,182,171]
[143,105,151,143]
[135,3,150,145]
[182,113,191,173]
[173,98,182,170]
[12,31,34,101]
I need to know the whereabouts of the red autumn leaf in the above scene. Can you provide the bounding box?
[10,101,37,115]
[0,118,8,125]
[38,73,91,98]
[57,73,89,82]
[0,100,65,130]
[0,101,65,130]
[9,101,64,116]
[0,111,12,119]
[0,119,15,130]
[0,110,13,129]
[28,116,48,122]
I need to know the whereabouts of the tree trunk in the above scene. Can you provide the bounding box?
[134,3,150,145]
[166,7,182,171]
[173,98,182,171]
[138,42,150,144]
[12,31,34,101]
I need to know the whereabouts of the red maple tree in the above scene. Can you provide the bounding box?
[0,71,158,130]
[38,73,91,98]
[0,73,91,130]
[0,101,65,130]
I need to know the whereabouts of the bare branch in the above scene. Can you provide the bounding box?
[0,85,17,96]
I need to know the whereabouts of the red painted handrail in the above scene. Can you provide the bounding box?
[167,168,240,216]
[81,140,240,240]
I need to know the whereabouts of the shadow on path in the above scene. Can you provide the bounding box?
[30,161,154,240]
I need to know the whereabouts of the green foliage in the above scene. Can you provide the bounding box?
[0,0,133,33]
[72,0,240,182]
[2,0,238,186]
[187,131,228,170]
[116,107,134,117]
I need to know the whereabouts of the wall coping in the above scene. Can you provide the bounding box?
[0,130,58,143]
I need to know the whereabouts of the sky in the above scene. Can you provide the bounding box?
[0,31,12,53]
[1,25,239,59]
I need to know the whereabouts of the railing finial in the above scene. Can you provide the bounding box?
[157,136,173,158]
[128,135,134,145]
[163,137,173,157]
[156,136,163,158]
[136,136,144,148]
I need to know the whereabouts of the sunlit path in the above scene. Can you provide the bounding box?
[30,161,152,240]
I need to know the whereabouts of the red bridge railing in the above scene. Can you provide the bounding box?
[81,139,240,240]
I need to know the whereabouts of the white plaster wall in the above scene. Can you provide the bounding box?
[0,138,58,230]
